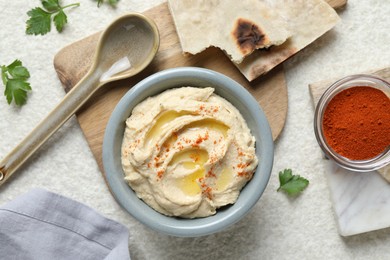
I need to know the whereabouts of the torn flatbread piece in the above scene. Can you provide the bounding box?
[168,0,292,63]
[237,0,340,81]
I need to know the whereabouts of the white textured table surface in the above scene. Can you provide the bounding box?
[0,1,389,259]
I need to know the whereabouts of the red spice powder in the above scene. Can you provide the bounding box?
[202,186,213,200]
[206,169,216,178]
[322,86,390,160]
[195,135,203,145]
[190,153,200,162]
[237,163,246,169]
[237,171,246,177]
[157,169,165,179]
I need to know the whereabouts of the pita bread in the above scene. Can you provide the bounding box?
[236,0,340,81]
[168,0,291,63]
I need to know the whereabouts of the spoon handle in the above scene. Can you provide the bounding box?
[0,71,100,186]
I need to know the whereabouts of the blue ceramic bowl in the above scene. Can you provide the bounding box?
[102,67,273,237]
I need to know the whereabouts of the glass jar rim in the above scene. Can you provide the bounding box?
[314,74,390,172]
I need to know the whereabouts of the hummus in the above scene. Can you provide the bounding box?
[121,87,258,218]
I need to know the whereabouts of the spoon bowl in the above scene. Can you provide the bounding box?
[0,13,160,185]
[97,13,160,82]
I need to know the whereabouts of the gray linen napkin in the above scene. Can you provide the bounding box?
[0,188,130,260]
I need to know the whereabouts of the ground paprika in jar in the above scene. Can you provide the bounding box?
[322,86,390,160]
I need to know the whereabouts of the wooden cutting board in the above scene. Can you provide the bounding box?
[309,67,390,236]
[53,0,346,174]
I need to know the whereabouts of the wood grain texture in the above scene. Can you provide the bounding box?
[54,2,288,173]
[308,66,390,182]
[53,0,345,174]
[326,0,348,9]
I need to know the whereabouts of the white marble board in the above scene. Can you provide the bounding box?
[309,67,390,236]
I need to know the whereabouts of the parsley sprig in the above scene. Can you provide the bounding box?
[1,60,32,106]
[26,0,80,35]
[97,0,120,7]
[277,169,309,196]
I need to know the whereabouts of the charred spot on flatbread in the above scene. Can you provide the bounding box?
[168,0,291,63]
[235,0,340,81]
[232,18,268,56]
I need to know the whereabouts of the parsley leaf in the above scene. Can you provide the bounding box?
[277,169,309,196]
[1,60,32,106]
[26,1,80,35]
[42,0,60,12]
[53,10,67,32]
[97,0,119,7]
[26,7,52,35]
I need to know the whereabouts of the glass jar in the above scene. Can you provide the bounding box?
[314,74,390,172]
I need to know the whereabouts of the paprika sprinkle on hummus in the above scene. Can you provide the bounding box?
[121,87,258,218]
[322,86,390,160]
